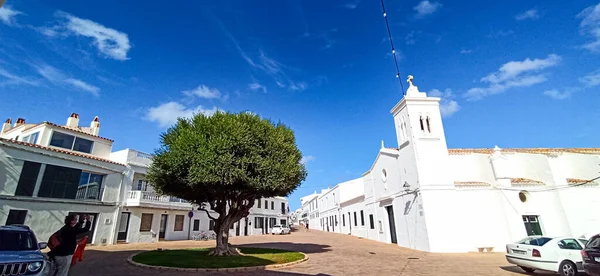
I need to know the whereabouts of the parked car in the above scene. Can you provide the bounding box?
[582,234,600,276]
[270,225,290,235]
[0,225,50,276]
[506,235,588,275]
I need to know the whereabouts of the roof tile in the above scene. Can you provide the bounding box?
[510,178,545,185]
[454,181,491,187]
[0,138,124,166]
[448,148,600,156]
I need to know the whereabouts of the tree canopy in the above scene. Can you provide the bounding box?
[147,111,307,255]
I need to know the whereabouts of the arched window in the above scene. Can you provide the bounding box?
[402,121,408,140]
[419,116,425,131]
[399,119,406,142]
[426,116,431,133]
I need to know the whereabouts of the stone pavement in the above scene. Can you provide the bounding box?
[70,229,555,276]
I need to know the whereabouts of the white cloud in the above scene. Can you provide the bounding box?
[344,0,360,9]
[414,1,442,18]
[248,82,267,93]
[0,67,39,87]
[465,54,561,101]
[460,49,473,54]
[516,9,540,20]
[182,85,223,100]
[218,20,307,91]
[50,11,131,60]
[64,78,100,96]
[429,89,461,117]
[34,64,100,95]
[300,155,316,165]
[146,102,217,128]
[543,89,572,100]
[579,71,600,87]
[577,3,600,52]
[0,6,22,26]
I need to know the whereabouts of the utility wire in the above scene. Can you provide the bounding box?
[380,0,405,95]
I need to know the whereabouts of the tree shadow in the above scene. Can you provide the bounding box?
[69,249,332,276]
[235,242,332,254]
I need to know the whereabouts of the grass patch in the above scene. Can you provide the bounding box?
[131,247,304,269]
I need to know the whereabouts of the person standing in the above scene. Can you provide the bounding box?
[48,214,91,276]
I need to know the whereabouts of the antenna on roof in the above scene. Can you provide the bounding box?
[380,0,405,95]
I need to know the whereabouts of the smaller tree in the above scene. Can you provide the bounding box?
[147,111,307,256]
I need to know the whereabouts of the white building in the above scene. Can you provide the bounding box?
[0,113,290,245]
[302,76,600,253]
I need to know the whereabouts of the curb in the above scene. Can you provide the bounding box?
[126,250,309,272]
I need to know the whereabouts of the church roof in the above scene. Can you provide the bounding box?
[510,178,545,185]
[454,181,491,187]
[448,148,600,156]
[566,178,598,185]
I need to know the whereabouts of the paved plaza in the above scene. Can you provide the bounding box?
[70,229,555,276]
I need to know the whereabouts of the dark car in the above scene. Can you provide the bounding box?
[0,225,50,276]
[582,234,600,276]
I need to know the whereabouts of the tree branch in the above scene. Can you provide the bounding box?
[200,203,218,220]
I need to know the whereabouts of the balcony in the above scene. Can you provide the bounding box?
[125,191,192,210]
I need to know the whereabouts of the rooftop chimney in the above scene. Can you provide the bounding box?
[14,118,25,127]
[66,113,80,128]
[90,116,100,136]
[1,118,11,134]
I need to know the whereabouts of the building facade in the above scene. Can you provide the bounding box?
[300,77,600,253]
[0,113,290,245]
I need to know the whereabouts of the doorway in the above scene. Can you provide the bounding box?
[386,206,397,244]
[68,212,98,244]
[235,220,240,236]
[522,215,543,236]
[244,217,248,236]
[117,212,130,242]
[348,212,352,234]
[159,214,168,240]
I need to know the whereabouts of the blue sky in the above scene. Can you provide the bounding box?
[1,0,600,210]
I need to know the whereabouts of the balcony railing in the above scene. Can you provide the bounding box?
[125,191,191,209]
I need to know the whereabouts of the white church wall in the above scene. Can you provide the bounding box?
[449,154,496,184]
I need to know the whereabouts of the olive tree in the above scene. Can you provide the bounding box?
[147,111,307,256]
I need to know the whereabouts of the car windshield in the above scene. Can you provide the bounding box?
[0,230,37,251]
[517,237,552,246]
[587,237,600,249]
[579,239,588,247]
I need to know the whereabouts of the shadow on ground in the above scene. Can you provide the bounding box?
[499,265,556,275]
[69,247,332,276]
[236,242,332,254]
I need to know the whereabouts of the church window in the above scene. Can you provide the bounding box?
[419,116,425,131]
[426,116,431,133]
[402,121,408,140]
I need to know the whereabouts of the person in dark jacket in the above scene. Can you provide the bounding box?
[49,214,91,276]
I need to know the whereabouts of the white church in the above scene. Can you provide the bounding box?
[299,76,600,253]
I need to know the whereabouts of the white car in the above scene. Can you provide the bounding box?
[506,236,589,276]
[270,225,290,235]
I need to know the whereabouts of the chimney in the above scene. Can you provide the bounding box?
[90,116,100,136]
[1,118,11,133]
[14,118,25,127]
[66,113,80,128]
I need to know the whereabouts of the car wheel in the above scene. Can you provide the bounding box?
[518,266,535,274]
[559,260,578,276]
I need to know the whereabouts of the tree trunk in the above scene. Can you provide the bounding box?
[208,222,240,256]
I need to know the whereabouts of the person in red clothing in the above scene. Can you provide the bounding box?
[71,236,88,267]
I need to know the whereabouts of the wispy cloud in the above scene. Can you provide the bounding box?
[34,64,100,96]
[465,54,561,101]
[577,3,600,52]
[344,0,361,9]
[146,102,218,128]
[43,11,132,60]
[0,6,23,26]
[579,71,600,87]
[429,89,461,117]
[64,78,100,96]
[487,29,514,38]
[413,1,442,18]
[218,20,308,91]
[516,9,540,20]
[543,89,575,100]
[0,67,39,87]
[182,85,227,100]
[460,49,473,54]
[248,82,267,93]
[300,155,316,165]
